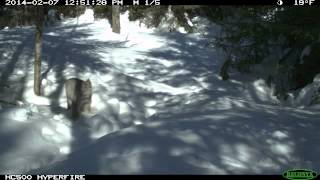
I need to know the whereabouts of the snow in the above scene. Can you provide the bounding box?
[77,9,94,24]
[300,45,311,64]
[288,73,320,107]
[0,8,319,175]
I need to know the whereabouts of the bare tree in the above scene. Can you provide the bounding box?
[112,6,120,34]
[34,7,44,96]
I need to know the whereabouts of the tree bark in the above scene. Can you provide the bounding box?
[112,6,120,34]
[220,58,231,81]
[34,7,44,96]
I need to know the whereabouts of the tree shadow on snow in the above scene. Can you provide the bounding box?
[3,20,320,174]
[28,29,320,174]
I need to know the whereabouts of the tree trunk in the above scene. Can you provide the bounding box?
[34,7,44,96]
[220,58,231,81]
[112,6,120,34]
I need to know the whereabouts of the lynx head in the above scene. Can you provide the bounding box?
[85,79,91,86]
[84,79,92,90]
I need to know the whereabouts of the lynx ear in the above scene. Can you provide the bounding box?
[86,79,91,85]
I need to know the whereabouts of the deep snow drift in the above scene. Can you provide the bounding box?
[0,9,319,174]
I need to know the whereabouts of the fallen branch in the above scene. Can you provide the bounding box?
[0,99,23,106]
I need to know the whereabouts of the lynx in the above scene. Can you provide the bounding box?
[65,78,92,119]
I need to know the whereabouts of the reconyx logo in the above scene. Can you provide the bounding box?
[283,169,318,180]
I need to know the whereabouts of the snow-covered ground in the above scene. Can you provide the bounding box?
[0,8,319,174]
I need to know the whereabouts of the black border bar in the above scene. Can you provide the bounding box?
[1,175,320,180]
[1,0,320,5]
[0,175,290,180]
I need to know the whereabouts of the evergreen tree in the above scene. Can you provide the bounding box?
[93,6,112,22]
[202,6,320,98]
[126,5,199,32]
[1,6,86,96]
